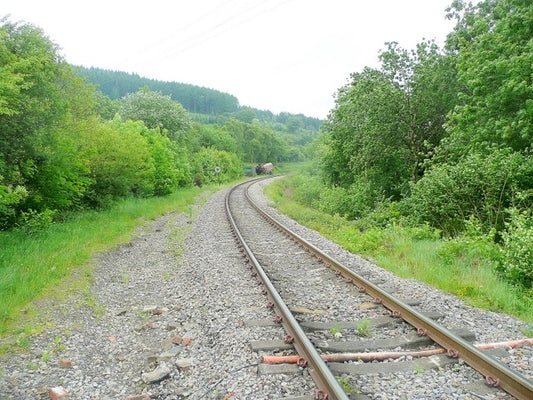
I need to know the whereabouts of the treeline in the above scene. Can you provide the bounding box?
[308,0,532,288]
[0,16,313,231]
[78,66,239,114]
[78,66,323,132]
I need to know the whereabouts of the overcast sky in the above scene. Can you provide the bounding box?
[3,0,461,119]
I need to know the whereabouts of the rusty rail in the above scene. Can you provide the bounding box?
[243,179,533,400]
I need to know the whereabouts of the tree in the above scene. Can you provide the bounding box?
[386,42,461,180]
[323,67,408,201]
[0,17,100,226]
[443,0,533,156]
[0,21,32,117]
[80,118,155,207]
[190,147,242,185]
[92,90,120,120]
[234,108,256,123]
[402,0,533,240]
[0,18,67,188]
[79,66,240,114]
[321,40,460,207]
[286,116,304,134]
[221,119,289,163]
[378,41,460,183]
[188,123,237,154]
[118,87,190,143]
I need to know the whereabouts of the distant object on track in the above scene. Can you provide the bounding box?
[256,162,274,175]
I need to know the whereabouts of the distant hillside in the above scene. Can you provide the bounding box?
[77,66,240,115]
[76,66,322,132]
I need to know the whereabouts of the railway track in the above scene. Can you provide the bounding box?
[226,177,533,400]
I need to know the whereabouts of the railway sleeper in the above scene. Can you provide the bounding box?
[316,328,476,353]
[250,328,475,353]
[299,311,444,331]
[328,353,459,375]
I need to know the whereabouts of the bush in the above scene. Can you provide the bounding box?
[0,183,28,229]
[282,173,385,222]
[438,217,499,266]
[291,175,322,207]
[18,208,56,234]
[402,149,533,236]
[29,125,93,212]
[497,208,533,288]
[339,225,387,253]
[81,119,155,207]
[190,147,242,184]
[137,123,182,195]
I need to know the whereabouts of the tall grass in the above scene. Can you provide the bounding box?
[0,184,220,334]
[264,173,533,324]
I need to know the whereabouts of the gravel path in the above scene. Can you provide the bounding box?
[0,179,531,400]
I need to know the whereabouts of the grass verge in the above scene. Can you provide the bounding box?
[0,183,225,335]
[264,176,533,325]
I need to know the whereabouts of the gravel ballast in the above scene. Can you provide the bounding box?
[248,179,532,400]
[0,180,531,400]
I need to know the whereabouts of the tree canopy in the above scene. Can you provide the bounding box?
[78,66,240,114]
[0,16,310,230]
[119,87,191,142]
[322,41,459,202]
[316,0,533,287]
[443,0,533,155]
[0,17,97,226]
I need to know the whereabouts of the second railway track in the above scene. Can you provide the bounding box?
[227,177,533,400]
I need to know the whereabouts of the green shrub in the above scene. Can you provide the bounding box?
[317,180,377,220]
[0,183,28,229]
[314,185,350,215]
[18,208,56,233]
[291,175,322,206]
[402,150,533,236]
[340,226,387,253]
[81,119,155,207]
[438,222,499,268]
[354,201,403,230]
[190,147,242,184]
[497,208,533,288]
[137,123,184,195]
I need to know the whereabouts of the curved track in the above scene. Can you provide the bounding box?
[226,178,533,400]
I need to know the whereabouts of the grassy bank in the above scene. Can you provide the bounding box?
[264,174,533,327]
[0,183,225,335]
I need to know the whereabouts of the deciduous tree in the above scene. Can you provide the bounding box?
[322,41,458,204]
[443,0,533,156]
[119,87,190,143]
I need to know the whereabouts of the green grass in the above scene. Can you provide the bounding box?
[0,183,225,335]
[337,376,357,394]
[264,174,533,324]
[330,322,342,336]
[355,318,372,337]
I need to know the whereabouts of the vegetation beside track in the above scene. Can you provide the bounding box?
[264,167,533,327]
[0,182,232,337]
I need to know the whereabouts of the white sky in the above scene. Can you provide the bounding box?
[3,0,460,119]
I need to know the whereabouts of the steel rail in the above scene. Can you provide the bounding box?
[244,179,533,400]
[226,180,350,400]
